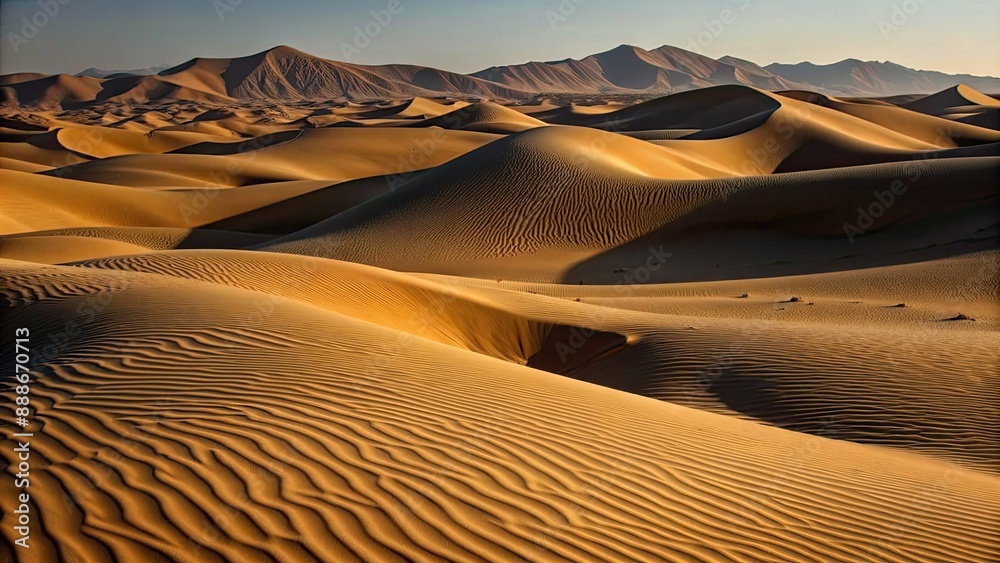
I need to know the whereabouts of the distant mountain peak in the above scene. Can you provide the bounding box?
[260,45,312,58]
[608,43,646,52]
[76,65,170,78]
[7,44,999,107]
[764,57,999,96]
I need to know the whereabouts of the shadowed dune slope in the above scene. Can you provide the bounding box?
[543,85,783,130]
[903,84,1000,115]
[411,250,1000,471]
[411,101,549,133]
[356,97,471,119]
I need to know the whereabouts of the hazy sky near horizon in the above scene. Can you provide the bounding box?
[2,0,998,76]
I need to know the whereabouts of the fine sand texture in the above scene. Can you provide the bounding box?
[1,83,998,562]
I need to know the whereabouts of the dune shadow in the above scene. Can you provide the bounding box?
[527,325,628,378]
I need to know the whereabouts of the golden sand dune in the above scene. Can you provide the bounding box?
[651,100,998,175]
[260,147,996,280]
[42,127,499,187]
[1,82,998,562]
[420,250,998,470]
[0,228,273,264]
[0,169,335,233]
[0,156,51,173]
[257,125,741,270]
[73,249,553,363]
[55,127,233,158]
[778,89,1000,145]
[0,130,91,168]
[0,74,104,107]
[413,101,549,133]
[68,249,999,472]
[545,85,783,130]
[903,84,1000,116]
[357,97,471,120]
[2,259,999,562]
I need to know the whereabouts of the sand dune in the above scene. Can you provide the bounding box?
[0,228,272,263]
[357,97,470,120]
[543,85,782,130]
[0,73,103,108]
[414,250,999,471]
[0,156,52,173]
[0,70,232,109]
[777,89,1000,146]
[0,169,335,233]
[260,145,996,280]
[903,84,1000,115]
[412,101,549,133]
[73,250,559,362]
[257,125,741,271]
[2,81,998,562]
[44,127,498,187]
[68,249,999,472]
[55,126,233,158]
[3,258,1000,562]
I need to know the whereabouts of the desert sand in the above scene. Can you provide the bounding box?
[1,71,998,563]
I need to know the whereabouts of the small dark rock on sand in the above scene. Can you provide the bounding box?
[944,313,974,321]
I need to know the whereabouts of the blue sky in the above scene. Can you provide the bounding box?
[2,0,998,76]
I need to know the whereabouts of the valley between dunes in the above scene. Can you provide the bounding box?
[1,81,999,562]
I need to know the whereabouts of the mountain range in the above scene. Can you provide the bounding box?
[2,44,998,108]
[76,65,173,79]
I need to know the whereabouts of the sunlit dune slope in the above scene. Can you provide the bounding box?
[42,127,498,187]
